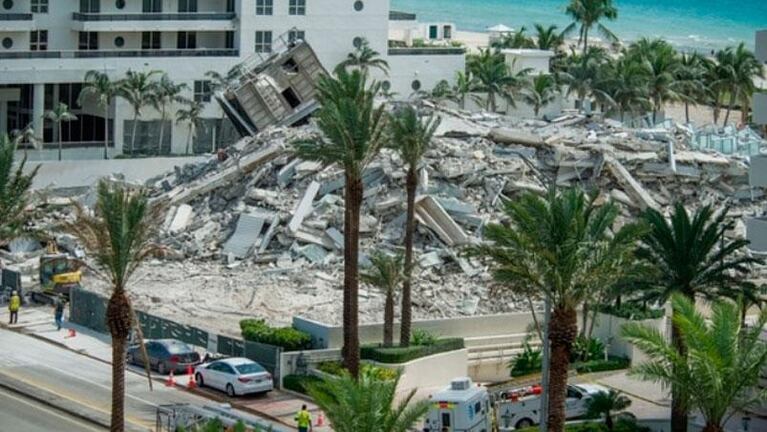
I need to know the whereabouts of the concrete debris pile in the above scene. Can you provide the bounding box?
[13,105,764,332]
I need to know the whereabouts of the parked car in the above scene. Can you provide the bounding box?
[194,357,273,397]
[127,339,201,375]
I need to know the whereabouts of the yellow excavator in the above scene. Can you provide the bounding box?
[39,242,83,299]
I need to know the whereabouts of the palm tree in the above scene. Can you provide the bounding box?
[387,106,440,347]
[675,53,710,124]
[521,74,559,117]
[717,43,765,125]
[45,102,77,161]
[623,295,767,432]
[468,49,530,112]
[492,26,536,49]
[361,251,404,347]
[78,70,119,160]
[561,47,611,110]
[150,74,187,154]
[335,38,389,76]
[627,39,682,124]
[294,69,386,378]
[601,54,651,121]
[0,134,38,245]
[534,24,564,51]
[586,390,632,431]
[472,188,644,432]
[451,71,477,110]
[205,66,242,149]
[564,0,619,52]
[307,371,429,432]
[119,70,160,156]
[638,204,762,432]
[176,100,204,155]
[63,181,162,432]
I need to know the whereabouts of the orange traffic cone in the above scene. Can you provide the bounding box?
[165,370,175,387]
[65,328,76,338]
[315,412,324,427]
[187,366,196,389]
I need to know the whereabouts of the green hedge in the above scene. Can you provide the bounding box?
[240,319,312,352]
[316,361,399,381]
[574,356,631,374]
[518,419,649,432]
[360,338,465,364]
[282,374,322,395]
[596,303,664,320]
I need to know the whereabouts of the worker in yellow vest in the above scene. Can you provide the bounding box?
[295,404,313,432]
[8,291,20,324]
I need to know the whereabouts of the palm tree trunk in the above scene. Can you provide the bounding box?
[106,290,132,432]
[684,102,690,124]
[383,292,394,347]
[670,315,689,432]
[104,103,110,160]
[583,27,589,52]
[343,174,363,379]
[580,302,589,337]
[724,91,736,126]
[158,107,166,155]
[547,305,578,432]
[741,98,750,124]
[185,124,192,155]
[400,167,417,347]
[130,113,139,156]
[701,422,723,432]
[527,296,543,341]
[57,123,62,161]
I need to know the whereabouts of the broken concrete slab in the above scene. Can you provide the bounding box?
[414,195,471,246]
[223,214,266,258]
[605,156,660,211]
[324,227,344,251]
[289,181,321,233]
[169,204,194,233]
[257,215,281,254]
[489,128,546,148]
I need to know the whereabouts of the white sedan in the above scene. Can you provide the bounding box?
[194,357,273,397]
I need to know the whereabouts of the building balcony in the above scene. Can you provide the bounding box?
[0,49,239,59]
[72,12,236,32]
[0,13,34,31]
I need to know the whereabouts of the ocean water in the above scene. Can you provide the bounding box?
[390,0,767,51]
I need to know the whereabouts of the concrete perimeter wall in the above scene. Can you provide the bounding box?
[293,312,540,349]
[370,348,469,393]
[21,155,207,190]
[590,312,668,364]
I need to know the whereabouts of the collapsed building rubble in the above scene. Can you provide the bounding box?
[7,104,767,335]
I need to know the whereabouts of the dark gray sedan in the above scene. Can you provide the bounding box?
[127,339,201,375]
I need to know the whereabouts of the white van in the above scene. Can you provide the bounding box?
[496,383,609,430]
[422,377,492,432]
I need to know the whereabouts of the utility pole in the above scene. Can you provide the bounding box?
[539,299,551,432]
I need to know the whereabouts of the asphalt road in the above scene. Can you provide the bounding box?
[0,386,105,432]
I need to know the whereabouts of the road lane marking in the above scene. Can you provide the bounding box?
[0,388,104,431]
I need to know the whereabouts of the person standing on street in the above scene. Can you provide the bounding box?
[8,290,20,324]
[295,404,312,432]
[54,296,65,330]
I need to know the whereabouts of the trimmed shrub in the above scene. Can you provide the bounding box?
[240,319,312,352]
[508,341,542,377]
[596,303,664,321]
[282,374,322,395]
[361,338,464,364]
[412,329,438,346]
[574,356,630,374]
[316,361,399,381]
[571,336,605,362]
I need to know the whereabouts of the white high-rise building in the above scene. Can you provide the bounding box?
[755,30,767,126]
[0,0,464,159]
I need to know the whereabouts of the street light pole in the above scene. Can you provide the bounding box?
[539,299,551,432]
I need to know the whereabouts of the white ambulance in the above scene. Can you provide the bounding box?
[422,377,492,432]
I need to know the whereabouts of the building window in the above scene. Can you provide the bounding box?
[116,0,125,9]
[30,30,48,51]
[288,29,305,44]
[142,31,161,49]
[178,0,197,12]
[2,37,12,49]
[288,0,305,15]
[443,25,452,39]
[142,0,161,13]
[353,1,363,11]
[79,0,100,13]
[31,0,48,13]
[2,0,12,10]
[78,32,99,50]
[254,31,272,53]
[411,80,421,91]
[177,31,196,49]
[114,36,124,47]
[225,31,234,49]
[194,80,212,102]
[256,0,272,15]
[429,25,438,40]
[226,0,234,12]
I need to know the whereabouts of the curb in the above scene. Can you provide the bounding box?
[0,373,147,432]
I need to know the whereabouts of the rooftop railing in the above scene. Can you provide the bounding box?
[0,49,239,59]
[72,12,236,21]
[0,13,33,20]
[388,47,465,56]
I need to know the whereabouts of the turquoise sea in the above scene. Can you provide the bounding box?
[391,0,767,51]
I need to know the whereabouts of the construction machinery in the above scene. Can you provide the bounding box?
[35,242,83,301]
